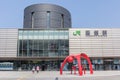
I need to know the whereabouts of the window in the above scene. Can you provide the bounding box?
[18,30,69,57]
[23,31,28,39]
[19,31,23,39]
[47,11,50,28]
[31,12,35,28]
[61,14,64,28]
[102,30,107,36]
[86,30,90,36]
[94,30,98,36]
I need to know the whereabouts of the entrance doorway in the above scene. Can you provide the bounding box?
[104,60,113,70]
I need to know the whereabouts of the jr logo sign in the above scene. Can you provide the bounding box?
[73,30,81,36]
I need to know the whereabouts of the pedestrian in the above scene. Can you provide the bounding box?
[32,66,35,73]
[36,66,40,73]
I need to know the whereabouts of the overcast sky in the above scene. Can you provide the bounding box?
[0,0,120,28]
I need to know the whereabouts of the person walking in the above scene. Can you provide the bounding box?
[36,66,40,73]
[32,66,35,74]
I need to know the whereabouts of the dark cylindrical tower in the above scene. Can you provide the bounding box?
[23,4,71,29]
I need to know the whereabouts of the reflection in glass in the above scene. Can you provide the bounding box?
[18,29,69,57]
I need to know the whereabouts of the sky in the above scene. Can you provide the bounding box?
[0,0,120,28]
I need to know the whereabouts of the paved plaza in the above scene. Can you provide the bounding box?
[0,71,120,80]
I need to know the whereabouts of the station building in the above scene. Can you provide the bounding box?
[0,4,120,71]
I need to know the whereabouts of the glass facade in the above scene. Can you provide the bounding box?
[18,29,69,57]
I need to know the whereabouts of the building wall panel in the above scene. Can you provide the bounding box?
[69,28,120,57]
[0,29,18,57]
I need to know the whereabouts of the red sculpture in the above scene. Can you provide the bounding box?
[60,53,93,76]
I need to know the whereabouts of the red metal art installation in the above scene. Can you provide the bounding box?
[60,53,93,76]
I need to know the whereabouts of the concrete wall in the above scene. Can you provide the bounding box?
[69,28,120,57]
[0,29,18,57]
